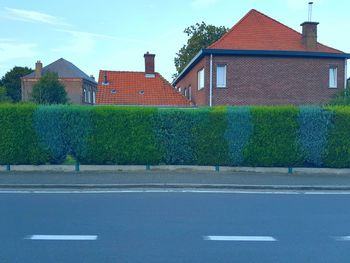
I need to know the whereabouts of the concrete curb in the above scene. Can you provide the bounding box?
[1,183,350,191]
[2,165,350,174]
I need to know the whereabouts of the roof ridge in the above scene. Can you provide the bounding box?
[209,9,305,49]
[208,9,257,49]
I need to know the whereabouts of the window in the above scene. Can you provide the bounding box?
[83,89,87,103]
[111,89,117,94]
[184,88,187,98]
[198,68,205,90]
[88,90,91,103]
[216,65,227,88]
[92,91,96,104]
[329,67,338,88]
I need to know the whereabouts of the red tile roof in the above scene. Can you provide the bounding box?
[96,71,191,106]
[209,9,343,53]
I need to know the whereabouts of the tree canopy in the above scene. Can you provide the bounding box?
[0,86,12,103]
[173,22,228,78]
[0,66,33,102]
[31,72,68,104]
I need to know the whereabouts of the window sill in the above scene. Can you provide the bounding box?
[216,86,227,89]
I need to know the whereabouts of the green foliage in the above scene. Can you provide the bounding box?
[0,86,12,103]
[324,106,350,167]
[328,88,350,105]
[0,104,48,164]
[0,66,33,102]
[244,106,301,167]
[82,106,161,165]
[174,22,228,77]
[33,105,92,164]
[297,106,332,167]
[153,109,196,164]
[225,107,253,166]
[192,107,230,165]
[31,72,68,104]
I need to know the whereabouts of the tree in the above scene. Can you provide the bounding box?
[0,66,33,102]
[0,86,12,103]
[31,72,68,104]
[174,22,228,78]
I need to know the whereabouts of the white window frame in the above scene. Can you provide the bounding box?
[329,66,338,89]
[198,68,205,90]
[88,90,91,103]
[92,91,96,104]
[216,64,227,88]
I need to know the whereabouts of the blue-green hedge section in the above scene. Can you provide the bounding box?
[297,106,332,167]
[153,108,196,165]
[33,105,92,163]
[225,106,253,166]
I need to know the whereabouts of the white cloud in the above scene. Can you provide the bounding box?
[191,0,220,9]
[0,39,38,62]
[4,7,69,26]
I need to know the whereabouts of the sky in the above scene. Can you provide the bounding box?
[0,0,349,81]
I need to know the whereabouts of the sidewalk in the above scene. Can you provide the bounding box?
[1,169,350,190]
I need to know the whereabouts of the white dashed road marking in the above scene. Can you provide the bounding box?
[25,235,98,241]
[203,236,277,241]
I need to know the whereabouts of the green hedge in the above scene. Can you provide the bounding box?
[2,104,350,168]
[324,106,350,167]
[0,104,48,164]
[191,107,230,166]
[81,106,161,165]
[243,106,301,167]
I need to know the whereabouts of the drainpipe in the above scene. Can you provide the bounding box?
[209,54,213,107]
[345,59,348,89]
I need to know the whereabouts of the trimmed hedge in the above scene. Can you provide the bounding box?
[0,104,48,164]
[191,107,230,166]
[82,106,161,165]
[34,105,92,163]
[243,106,301,167]
[2,104,350,168]
[298,106,332,167]
[153,108,196,165]
[324,106,350,168]
[225,106,252,166]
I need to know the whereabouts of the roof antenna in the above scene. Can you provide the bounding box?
[308,2,314,22]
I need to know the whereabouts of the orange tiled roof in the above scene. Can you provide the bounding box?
[209,9,343,53]
[96,71,191,106]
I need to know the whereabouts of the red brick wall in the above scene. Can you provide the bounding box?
[176,55,346,106]
[21,78,97,105]
[176,57,209,106]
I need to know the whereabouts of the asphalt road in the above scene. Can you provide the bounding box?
[1,191,350,262]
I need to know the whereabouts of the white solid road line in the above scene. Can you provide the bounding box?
[26,235,98,240]
[203,236,277,241]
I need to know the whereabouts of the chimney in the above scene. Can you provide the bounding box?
[144,52,155,77]
[35,60,42,78]
[301,2,319,49]
[103,71,109,85]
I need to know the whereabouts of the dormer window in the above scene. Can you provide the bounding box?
[111,89,117,94]
[102,71,109,85]
[139,90,145,95]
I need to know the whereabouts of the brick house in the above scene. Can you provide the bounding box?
[96,53,191,106]
[173,9,350,106]
[21,58,97,105]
